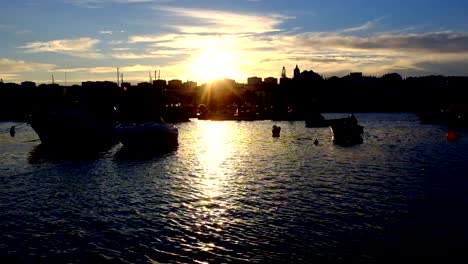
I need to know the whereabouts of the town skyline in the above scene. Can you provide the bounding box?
[2,0,468,84]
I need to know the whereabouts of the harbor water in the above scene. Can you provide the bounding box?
[1,113,468,263]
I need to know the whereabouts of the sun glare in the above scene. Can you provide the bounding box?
[187,47,246,83]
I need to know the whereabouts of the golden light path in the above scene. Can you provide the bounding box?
[197,121,232,200]
[190,121,245,254]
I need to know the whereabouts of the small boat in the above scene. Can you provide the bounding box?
[328,114,364,145]
[115,118,178,147]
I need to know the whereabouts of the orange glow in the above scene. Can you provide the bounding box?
[183,40,246,83]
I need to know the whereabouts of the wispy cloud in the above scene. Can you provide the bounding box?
[109,40,125,45]
[99,30,113,35]
[340,17,384,33]
[54,64,156,73]
[110,48,186,59]
[112,47,131,51]
[293,32,468,53]
[153,6,291,34]
[66,0,168,8]
[19,37,103,58]
[129,34,180,43]
[0,58,56,73]
[0,73,19,81]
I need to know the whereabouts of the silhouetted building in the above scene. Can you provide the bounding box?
[153,79,167,88]
[183,81,197,90]
[168,79,183,90]
[248,77,262,86]
[264,77,278,85]
[350,72,363,78]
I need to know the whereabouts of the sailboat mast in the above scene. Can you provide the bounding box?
[117,67,120,87]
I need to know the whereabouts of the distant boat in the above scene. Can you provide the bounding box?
[115,118,178,147]
[328,114,364,145]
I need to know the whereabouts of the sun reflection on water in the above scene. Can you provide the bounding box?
[189,121,244,254]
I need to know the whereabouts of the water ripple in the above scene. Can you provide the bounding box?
[1,114,468,262]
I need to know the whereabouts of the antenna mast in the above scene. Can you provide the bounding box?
[117,67,120,87]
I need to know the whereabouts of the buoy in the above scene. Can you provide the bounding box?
[447,131,458,141]
[272,125,281,137]
[9,126,15,137]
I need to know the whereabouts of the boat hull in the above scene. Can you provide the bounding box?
[116,122,179,147]
[30,116,117,147]
[328,116,364,145]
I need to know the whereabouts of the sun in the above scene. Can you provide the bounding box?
[186,47,245,83]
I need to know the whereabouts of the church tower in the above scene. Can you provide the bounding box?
[293,64,300,79]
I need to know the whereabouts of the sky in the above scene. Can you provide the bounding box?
[2,0,468,85]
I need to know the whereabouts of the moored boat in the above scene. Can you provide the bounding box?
[115,118,178,147]
[29,102,118,147]
[328,114,364,145]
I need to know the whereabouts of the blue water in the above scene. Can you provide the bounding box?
[1,113,468,263]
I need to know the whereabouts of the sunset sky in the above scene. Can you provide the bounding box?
[2,0,468,85]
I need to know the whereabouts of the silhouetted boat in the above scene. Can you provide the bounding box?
[29,102,118,147]
[328,114,364,145]
[115,118,178,147]
[305,113,329,127]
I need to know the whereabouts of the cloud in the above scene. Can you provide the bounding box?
[64,0,103,8]
[65,0,168,8]
[54,64,157,73]
[99,30,113,35]
[0,73,19,81]
[0,58,55,73]
[129,34,180,43]
[153,6,291,34]
[19,37,99,52]
[109,40,125,45]
[291,32,468,53]
[111,52,166,59]
[340,17,384,33]
[19,37,102,58]
[112,47,131,51]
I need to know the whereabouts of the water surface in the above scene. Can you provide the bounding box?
[1,113,468,263]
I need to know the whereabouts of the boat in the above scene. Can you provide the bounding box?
[305,113,329,127]
[328,114,364,145]
[29,101,118,147]
[115,118,178,147]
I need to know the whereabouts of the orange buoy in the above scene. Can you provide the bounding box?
[447,131,458,141]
